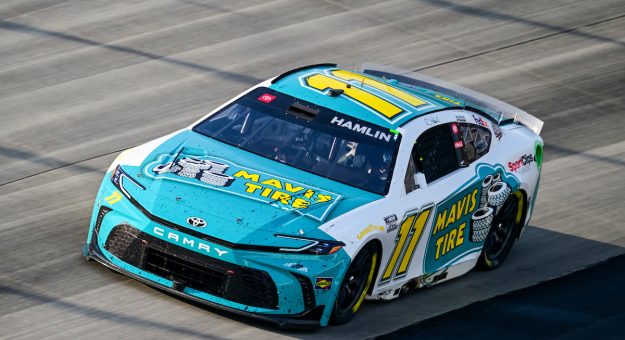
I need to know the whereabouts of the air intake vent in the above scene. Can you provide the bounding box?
[286,102,318,121]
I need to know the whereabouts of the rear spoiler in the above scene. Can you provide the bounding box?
[360,63,543,135]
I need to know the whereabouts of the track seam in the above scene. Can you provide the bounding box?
[0,147,129,187]
[414,12,625,71]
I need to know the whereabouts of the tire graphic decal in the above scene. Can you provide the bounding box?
[479,174,493,208]
[423,164,521,273]
[470,207,494,242]
[487,182,511,214]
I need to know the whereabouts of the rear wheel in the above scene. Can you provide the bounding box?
[477,194,520,270]
[330,243,378,325]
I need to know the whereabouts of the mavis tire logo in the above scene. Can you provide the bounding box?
[508,154,535,173]
[146,154,341,221]
[186,217,206,228]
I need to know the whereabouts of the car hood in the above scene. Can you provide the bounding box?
[121,130,381,245]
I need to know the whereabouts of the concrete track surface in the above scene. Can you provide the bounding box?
[1,0,624,339]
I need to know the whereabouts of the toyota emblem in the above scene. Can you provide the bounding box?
[186,216,207,227]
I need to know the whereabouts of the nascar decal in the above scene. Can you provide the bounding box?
[423,164,520,273]
[299,69,434,123]
[144,154,341,221]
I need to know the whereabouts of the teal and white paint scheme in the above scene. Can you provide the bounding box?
[84,63,544,327]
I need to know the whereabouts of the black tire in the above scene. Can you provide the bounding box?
[477,194,520,270]
[330,243,378,325]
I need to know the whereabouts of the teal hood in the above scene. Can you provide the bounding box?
[121,130,381,245]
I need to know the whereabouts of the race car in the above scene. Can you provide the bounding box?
[84,63,543,327]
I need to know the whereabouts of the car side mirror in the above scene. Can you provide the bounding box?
[414,173,427,189]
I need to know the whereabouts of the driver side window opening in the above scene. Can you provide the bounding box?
[404,120,494,193]
[405,124,460,193]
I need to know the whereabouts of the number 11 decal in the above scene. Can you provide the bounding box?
[303,69,429,122]
[380,206,433,283]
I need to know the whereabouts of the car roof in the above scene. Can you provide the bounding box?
[269,64,462,129]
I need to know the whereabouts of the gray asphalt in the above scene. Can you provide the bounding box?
[380,254,625,339]
[1,0,624,339]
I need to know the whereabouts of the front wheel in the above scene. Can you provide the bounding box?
[477,194,521,270]
[330,243,378,325]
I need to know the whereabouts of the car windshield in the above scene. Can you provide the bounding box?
[192,87,400,195]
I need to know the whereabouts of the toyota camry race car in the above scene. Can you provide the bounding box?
[84,63,544,327]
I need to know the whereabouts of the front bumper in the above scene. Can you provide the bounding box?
[85,180,349,328]
[85,242,324,328]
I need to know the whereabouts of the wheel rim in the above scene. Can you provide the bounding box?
[336,248,373,313]
[483,197,518,260]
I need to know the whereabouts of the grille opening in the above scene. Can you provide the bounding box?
[104,224,279,309]
[144,247,226,295]
[293,272,316,310]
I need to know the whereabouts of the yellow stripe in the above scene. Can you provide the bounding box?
[514,191,524,225]
[396,208,431,276]
[331,69,428,108]
[352,252,377,313]
[381,214,416,281]
[305,73,403,119]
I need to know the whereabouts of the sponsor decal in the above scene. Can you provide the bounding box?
[472,115,489,128]
[430,189,477,260]
[493,124,503,140]
[357,224,385,240]
[423,164,519,273]
[456,115,467,123]
[330,116,392,142]
[233,169,334,210]
[284,262,308,273]
[146,154,341,221]
[451,123,459,135]
[104,191,122,205]
[315,277,334,290]
[153,226,228,257]
[153,157,234,187]
[257,93,276,103]
[186,216,206,228]
[508,154,535,173]
[424,116,440,126]
[384,214,399,233]
[454,140,464,149]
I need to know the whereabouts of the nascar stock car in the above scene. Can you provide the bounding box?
[84,63,543,327]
